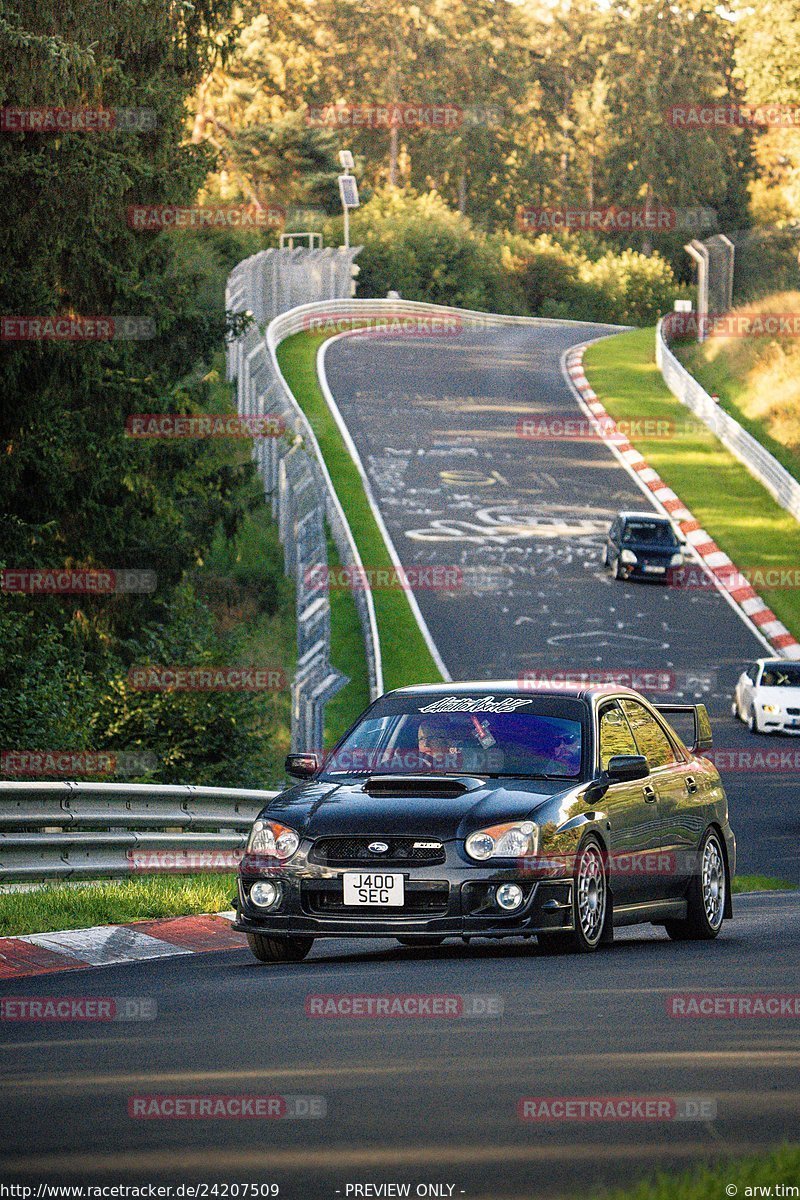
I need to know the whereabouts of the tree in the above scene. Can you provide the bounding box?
[600,0,754,252]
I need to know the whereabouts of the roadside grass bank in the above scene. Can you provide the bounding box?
[673,291,800,487]
[732,874,795,894]
[276,331,444,693]
[583,328,800,640]
[600,1144,799,1200]
[0,875,235,938]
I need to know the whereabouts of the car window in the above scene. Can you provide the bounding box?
[322,694,585,779]
[620,699,677,768]
[621,520,679,547]
[598,702,639,770]
[761,664,800,687]
[746,664,760,684]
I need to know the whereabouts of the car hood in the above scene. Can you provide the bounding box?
[260,776,573,840]
[756,685,800,704]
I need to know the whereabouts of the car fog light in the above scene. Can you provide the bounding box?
[496,883,524,911]
[250,881,281,909]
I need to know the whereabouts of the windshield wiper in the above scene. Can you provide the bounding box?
[483,772,577,781]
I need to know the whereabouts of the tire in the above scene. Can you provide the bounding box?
[602,547,610,568]
[747,706,761,735]
[246,932,314,962]
[664,828,728,942]
[538,837,609,955]
[396,937,445,948]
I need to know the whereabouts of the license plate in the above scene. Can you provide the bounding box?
[343,872,405,906]
[643,564,666,574]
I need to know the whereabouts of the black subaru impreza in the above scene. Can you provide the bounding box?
[234,682,734,962]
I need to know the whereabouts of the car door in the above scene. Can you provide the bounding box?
[619,698,692,901]
[606,518,620,568]
[596,700,662,905]
[736,663,759,720]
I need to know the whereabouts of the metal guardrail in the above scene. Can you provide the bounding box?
[656,317,800,524]
[0,782,278,881]
[226,250,371,752]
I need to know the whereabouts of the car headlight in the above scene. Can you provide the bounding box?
[761,703,779,714]
[246,819,300,861]
[620,549,637,565]
[465,821,538,861]
[669,552,684,566]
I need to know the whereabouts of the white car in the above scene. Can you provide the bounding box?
[733,659,800,734]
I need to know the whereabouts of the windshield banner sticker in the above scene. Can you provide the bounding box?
[419,695,534,714]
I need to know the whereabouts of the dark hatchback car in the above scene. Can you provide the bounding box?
[234,683,734,962]
[604,510,686,581]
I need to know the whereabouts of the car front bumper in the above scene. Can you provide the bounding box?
[757,713,800,733]
[233,860,576,940]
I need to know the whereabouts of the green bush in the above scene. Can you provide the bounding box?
[337,188,526,314]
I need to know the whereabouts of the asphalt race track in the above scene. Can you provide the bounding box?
[322,321,800,884]
[2,320,798,1200]
[0,894,797,1195]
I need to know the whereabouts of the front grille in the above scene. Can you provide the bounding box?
[310,836,446,867]
[302,881,449,917]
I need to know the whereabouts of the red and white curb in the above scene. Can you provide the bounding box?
[564,345,800,661]
[0,913,244,979]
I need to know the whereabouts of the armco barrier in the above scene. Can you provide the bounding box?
[656,317,800,523]
[0,781,277,881]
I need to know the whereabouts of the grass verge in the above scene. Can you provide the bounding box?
[601,1145,799,1200]
[277,331,444,692]
[0,875,235,938]
[732,874,796,894]
[674,292,800,486]
[584,327,800,640]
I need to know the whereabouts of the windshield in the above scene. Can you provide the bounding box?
[761,665,800,688]
[321,693,585,780]
[622,520,679,547]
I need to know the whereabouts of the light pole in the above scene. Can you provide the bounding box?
[337,149,359,249]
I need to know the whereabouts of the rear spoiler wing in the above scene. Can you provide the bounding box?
[654,703,713,753]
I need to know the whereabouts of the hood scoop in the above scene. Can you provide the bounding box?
[363,774,475,799]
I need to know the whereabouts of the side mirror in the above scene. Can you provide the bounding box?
[285,753,320,780]
[606,754,649,782]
